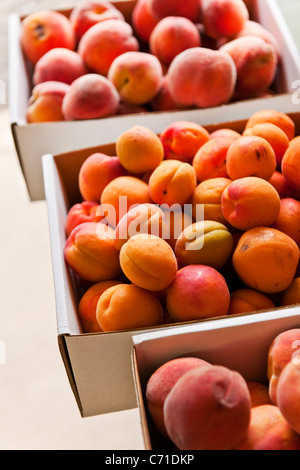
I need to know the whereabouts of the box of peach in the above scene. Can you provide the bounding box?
[42,109,300,419]
[9,0,300,201]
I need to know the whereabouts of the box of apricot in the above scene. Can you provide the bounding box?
[9,0,300,201]
[131,314,300,450]
[43,109,300,419]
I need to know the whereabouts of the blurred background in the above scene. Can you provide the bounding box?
[0,0,300,450]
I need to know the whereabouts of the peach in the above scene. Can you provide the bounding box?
[78,19,139,76]
[272,198,300,247]
[277,360,300,433]
[132,0,159,43]
[150,76,185,112]
[78,152,127,203]
[149,160,197,207]
[233,20,279,57]
[247,382,272,408]
[268,171,296,199]
[281,278,300,306]
[175,220,234,270]
[26,81,69,123]
[64,221,121,282]
[146,357,210,437]
[164,365,251,450]
[228,289,275,316]
[167,47,236,108]
[221,177,281,231]
[226,136,277,181]
[69,0,125,40]
[96,283,163,332]
[209,128,241,142]
[243,122,290,167]
[282,136,300,191]
[159,121,210,165]
[235,405,300,450]
[192,177,232,225]
[62,73,119,121]
[78,279,121,332]
[33,48,87,86]
[100,176,151,227]
[220,36,277,99]
[192,138,232,182]
[232,227,300,294]
[162,208,193,250]
[108,51,163,106]
[20,10,76,65]
[202,0,249,40]
[116,103,147,115]
[149,16,201,68]
[119,233,178,291]
[148,0,202,22]
[166,264,230,322]
[65,201,102,237]
[116,125,164,174]
[245,110,295,141]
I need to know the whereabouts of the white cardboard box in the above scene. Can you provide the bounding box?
[9,0,300,201]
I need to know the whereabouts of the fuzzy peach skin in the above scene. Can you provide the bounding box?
[228,289,275,316]
[192,177,232,225]
[233,227,300,294]
[247,382,272,408]
[149,16,201,67]
[78,280,121,332]
[65,201,102,237]
[166,264,230,322]
[20,10,76,65]
[175,220,234,270]
[62,73,120,121]
[159,121,210,165]
[201,0,249,40]
[149,160,197,207]
[235,405,300,450]
[78,152,127,203]
[192,138,232,182]
[26,81,70,123]
[146,357,210,437]
[281,136,300,192]
[116,125,164,174]
[226,135,277,181]
[277,360,300,434]
[78,19,139,76]
[220,36,277,99]
[120,234,178,291]
[132,0,159,42]
[150,76,186,112]
[167,47,237,108]
[148,0,202,22]
[64,221,121,282]
[164,365,251,450]
[245,110,295,141]
[272,198,300,247]
[69,0,125,40]
[108,51,163,106]
[281,278,300,306]
[221,177,281,231]
[232,20,279,57]
[100,176,151,227]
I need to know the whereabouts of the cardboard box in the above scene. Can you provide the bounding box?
[43,110,300,419]
[132,309,300,450]
[10,0,300,201]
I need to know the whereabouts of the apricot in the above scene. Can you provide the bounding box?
[78,152,127,203]
[65,201,102,237]
[148,0,202,22]
[149,160,197,207]
[245,110,295,141]
[96,283,163,332]
[235,405,300,450]
[192,138,231,182]
[162,208,193,250]
[100,176,151,227]
[192,177,232,225]
[281,278,300,306]
[26,81,69,123]
[64,222,121,283]
[268,171,296,199]
[233,227,300,294]
[221,177,281,231]
[116,125,164,174]
[159,121,210,165]
[78,280,121,332]
[202,0,249,40]
[209,128,241,142]
[247,382,272,408]
[272,198,300,247]
[164,365,251,450]
[145,357,209,437]
[167,47,236,109]
[132,0,159,42]
[166,264,230,322]
[175,220,234,270]
[228,289,275,316]
[120,234,178,291]
[226,135,276,181]
[281,136,300,191]
[277,360,300,433]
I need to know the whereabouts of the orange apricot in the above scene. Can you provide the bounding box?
[192,138,231,182]
[245,110,295,141]
[228,288,275,315]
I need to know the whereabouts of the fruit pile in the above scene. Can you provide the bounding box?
[144,328,300,450]
[63,109,300,334]
[20,0,280,123]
